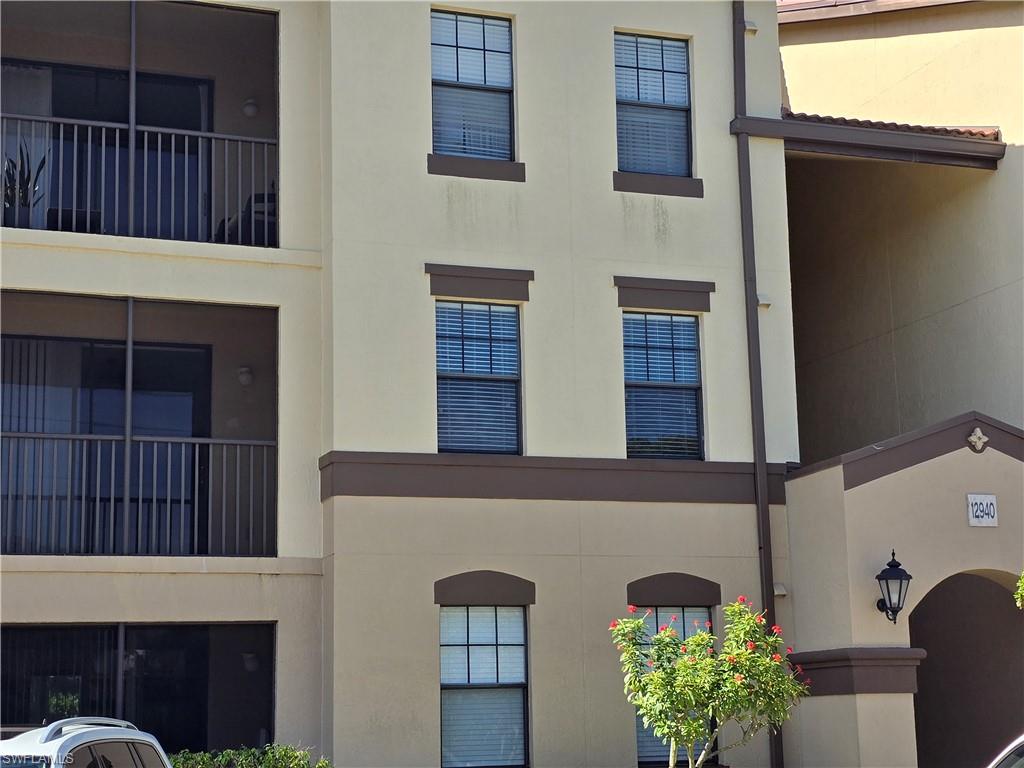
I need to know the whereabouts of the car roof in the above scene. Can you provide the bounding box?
[0,719,168,764]
[987,733,1024,768]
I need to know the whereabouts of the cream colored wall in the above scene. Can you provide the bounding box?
[779,2,1024,461]
[0,556,324,752]
[323,1,799,463]
[324,495,792,768]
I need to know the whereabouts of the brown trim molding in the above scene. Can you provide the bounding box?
[787,411,1024,490]
[612,172,705,198]
[627,573,722,607]
[319,451,788,504]
[731,115,1005,170]
[434,570,536,606]
[614,276,716,312]
[777,0,974,25]
[425,263,534,302]
[427,154,526,182]
[789,646,927,696]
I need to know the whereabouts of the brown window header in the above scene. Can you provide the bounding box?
[626,572,722,607]
[425,263,535,302]
[614,275,716,312]
[434,570,536,606]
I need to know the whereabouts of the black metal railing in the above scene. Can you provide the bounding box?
[1,433,277,556]
[2,114,278,247]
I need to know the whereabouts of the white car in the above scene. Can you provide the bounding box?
[0,718,172,768]
[988,734,1024,768]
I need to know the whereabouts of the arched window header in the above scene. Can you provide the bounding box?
[626,572,722,607]
[434,570,536,606]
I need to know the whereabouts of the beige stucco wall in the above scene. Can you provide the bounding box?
[322,0,799,464]
[0,557,324,752]
[324,495,792,768]
[779,2,1024,461]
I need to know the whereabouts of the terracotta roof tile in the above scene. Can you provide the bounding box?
[781,107,1001,141]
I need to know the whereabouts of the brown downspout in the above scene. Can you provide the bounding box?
[732,3,784,767]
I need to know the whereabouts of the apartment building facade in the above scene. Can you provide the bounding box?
[1,2,1021,768]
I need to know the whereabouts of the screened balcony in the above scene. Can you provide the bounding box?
[1,1,278,247]
[0,291,278,556]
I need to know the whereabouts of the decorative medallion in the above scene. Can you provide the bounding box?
[967,427,989,453]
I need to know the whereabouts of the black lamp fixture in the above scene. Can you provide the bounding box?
[875,550,912,623]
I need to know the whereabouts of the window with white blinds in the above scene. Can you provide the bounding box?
[623,312,702,459]
[436,301,521,454]
[614,33,692,176]
[635,607,712,765]
[431,11,514,160]
[440,606,528,768]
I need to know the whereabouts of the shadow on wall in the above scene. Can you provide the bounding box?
[910,572,1024,768]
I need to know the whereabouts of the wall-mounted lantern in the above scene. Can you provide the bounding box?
[875,550,912,623]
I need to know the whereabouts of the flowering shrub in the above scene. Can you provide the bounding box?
[1015,570,1023,609]
[610,599,808,768]
[170,745,331,768]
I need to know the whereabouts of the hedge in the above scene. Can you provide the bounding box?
[169,745,331,768]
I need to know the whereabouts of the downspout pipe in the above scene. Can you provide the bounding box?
[732,3,784,767]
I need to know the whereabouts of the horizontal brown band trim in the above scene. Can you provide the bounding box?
[732,116,1005,169]
[615,276,716,312]
[613,172,705,198]
[627,573,722,607]
[425,262,533,302]
[787,411,1024,489]
[777,0,974,25]
[434,570,536,605]
[427,153,526,182]
[319,451,788,504]
[789,646,927,696]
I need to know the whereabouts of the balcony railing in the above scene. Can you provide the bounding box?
[2,114,278,247]
[1,433,277,556]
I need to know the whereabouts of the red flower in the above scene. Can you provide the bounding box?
[755,615,765,624]
[772,653,782,662]
[705,620,713,628]
[737,595,746,603]
[746,641,757,651]
[616,644,624,651]
[805,678,813,686]
[693,619,700,627]
[680,645,687,653]
[645,608,653,617]
[727,655,736,664]
[628,605,638,614]
[771,624,783,635]
[670,615,678,622]
[659,625,668,632]
[786,646,793,654]
[647,660,654,667]
[609,620,619,629]
[706,647,714,654]
[734,674,745,682]
[796,664,804,675]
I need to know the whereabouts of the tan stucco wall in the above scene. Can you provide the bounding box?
[0,557,324,752]
[779,2,1024,461]
[324,495,792,768]
[322,0,799,464]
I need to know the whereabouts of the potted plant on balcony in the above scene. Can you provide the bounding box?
[3,142,47,229]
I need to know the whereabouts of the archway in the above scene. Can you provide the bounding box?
[910,572,1024,768]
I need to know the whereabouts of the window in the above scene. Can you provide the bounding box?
[89,743,137,768]
[614,33,692,176]
[436,301,521,454]
[623,312,702,459]
[440,606,528,767]
[431,10,514,160]
[635,607,712,766]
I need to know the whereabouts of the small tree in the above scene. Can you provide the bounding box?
[609,598,808,768]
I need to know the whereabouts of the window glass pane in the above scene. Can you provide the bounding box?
[485,52,512,88]
[624,347,647,382]
[437,378,519,453]
[490,306,518,338]
[664,72,689,107]
[655,607,684,628]
[641,609,658,637]
[491,341,519,376]
[462,304,490,337]
[442,688,526,768]
[616,103,689,176]
[91,742,136,768]
[496,607,525,644]
[646,314,673,346]
[463,339,492,374]
[662,40,688,72]
[469,646,497,684]
[637,37,662,69]
[646,348,674,383]
[67,747,96,768]
[133,744,166,768]
[484,19,511,53]
[468,606,497,644]
[441,646,469,684]
[625,386,701,459]
[431,11,457,46]
[432,45,458,82]
[622,314,646,345]
[437,337,464,374]
[672,315,698,347]
[436,302,463,334]
[638,70,664,104]
[433,85,512,160]
[498,646,526,684]
[673,348,699,385]
[615,67,638,101]
[457,48,485,85]
[614,34,637,67]
[684,607,712,639]
[457,15,484,49]
[441,606,468,644]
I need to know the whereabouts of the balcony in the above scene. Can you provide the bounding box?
[0,291,279,556]
[1,1,278,247]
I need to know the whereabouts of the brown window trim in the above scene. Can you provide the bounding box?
[434,570,536,606]
[425,263,534,302]
[613,172,705,198]
[427,154,526,182]
[627,573,722,607]
[615,276,716,312]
